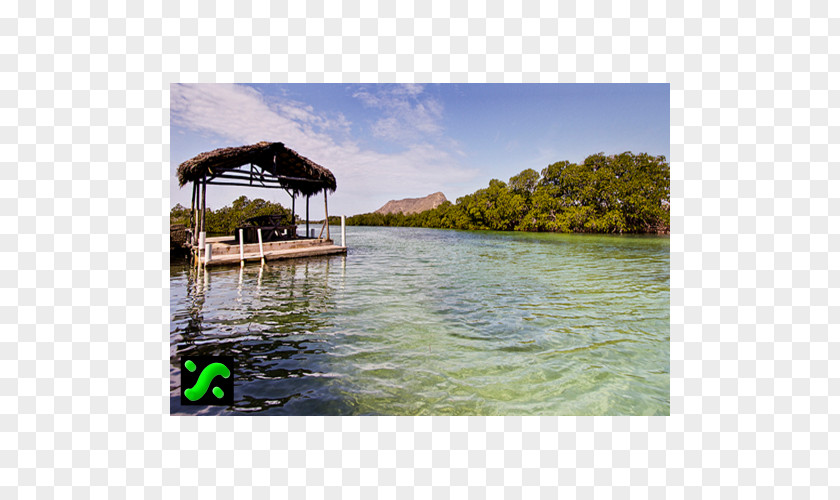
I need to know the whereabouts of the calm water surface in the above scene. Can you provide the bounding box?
[170,226,669,415]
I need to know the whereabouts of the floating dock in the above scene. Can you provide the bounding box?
[176,141,346,269]
[196,236,346,268]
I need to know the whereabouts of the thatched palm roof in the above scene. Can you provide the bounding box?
[177,141,336,196]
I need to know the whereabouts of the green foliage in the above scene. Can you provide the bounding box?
[346,152,669,234]
[508,168,539,196]
[170,204,191,226]
[169,196,292,235]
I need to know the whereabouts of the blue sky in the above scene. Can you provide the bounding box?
[170,83,669,218]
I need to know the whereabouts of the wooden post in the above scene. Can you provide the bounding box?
[239,228,245,266]
[193,180,201,249]
[257,228,265,264]
[200,177,207,264]
[341,215,346,247]
[291,193,295,226]
[201,176,207,235]
[306,195,310,238]
[190,181,196,246]
[324,191,330,241]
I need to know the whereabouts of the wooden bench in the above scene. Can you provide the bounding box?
[234,215,298,244]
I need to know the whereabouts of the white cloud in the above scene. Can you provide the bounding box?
[170,84,478,214]
[352,84,445,143]
[170,83,338,150]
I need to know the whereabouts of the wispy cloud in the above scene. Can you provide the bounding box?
[170,84,477,213]
[352,84,445,143]
[170,83,341,148]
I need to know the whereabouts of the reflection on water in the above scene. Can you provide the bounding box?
[170,256,350,415]
[171,227,669,416]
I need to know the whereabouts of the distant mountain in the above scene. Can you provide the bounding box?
[374,192,448,215]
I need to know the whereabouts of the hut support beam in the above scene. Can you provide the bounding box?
[200,176,207,263]
[193,180,201,250]
[201,176,207,235]
[325,191,330,241]
[190,181,197,246]
[306,195,310,238]
[208,170,325,185]
[196,180,270,188]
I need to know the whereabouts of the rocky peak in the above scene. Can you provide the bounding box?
[374,192,448,215]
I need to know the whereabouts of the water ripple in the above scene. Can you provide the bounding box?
[171,227,669,415]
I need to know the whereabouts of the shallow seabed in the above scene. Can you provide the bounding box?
[170,226,669,415]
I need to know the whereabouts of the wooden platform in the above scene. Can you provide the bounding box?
[195,237,346,267]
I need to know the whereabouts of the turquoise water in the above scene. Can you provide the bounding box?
[170,226,669,415]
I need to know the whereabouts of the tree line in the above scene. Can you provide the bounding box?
[346,152,669,234]
[171,195,293,235]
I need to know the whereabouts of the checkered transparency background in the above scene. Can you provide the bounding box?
[2,0,837,497]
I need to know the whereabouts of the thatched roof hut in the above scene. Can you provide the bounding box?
[177,141,336,196]
[179,141,338,246]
